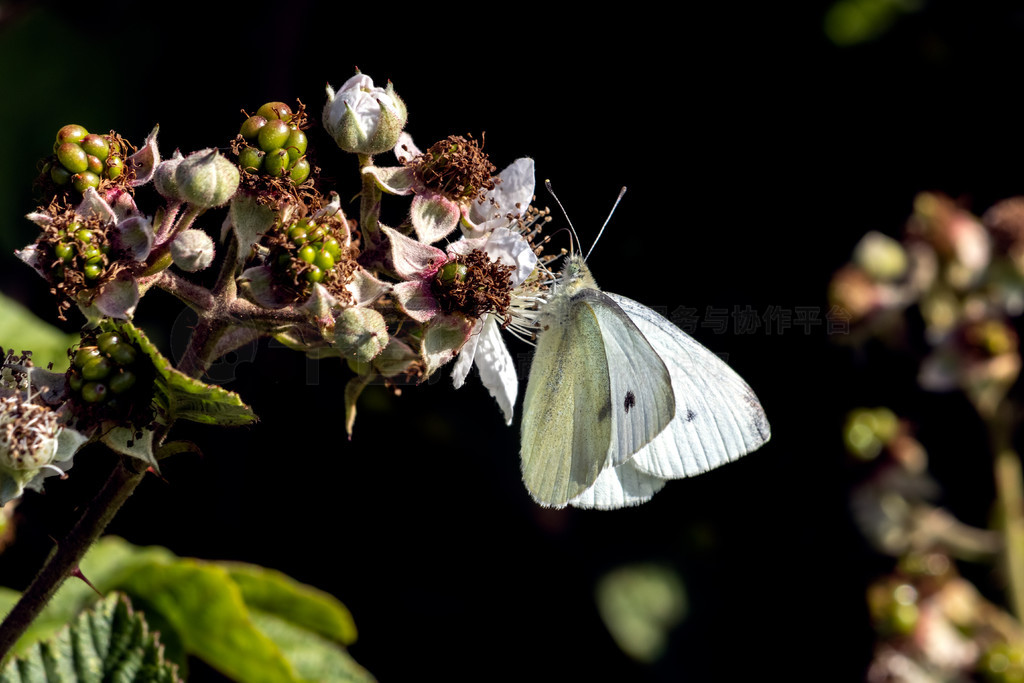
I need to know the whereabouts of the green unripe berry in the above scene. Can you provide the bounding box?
[81,245,102,261]
[81,356,113,381]
[75,229,94,243]
[314,249,335,271]
[240,115,267,141]
[238,146,264,171]
[439,261,468,283]
[258,120,291,152]
[71,172,100,193]
[56,124,89,144]
[305,222,325,242]
[80,134,109,161]
[86,154,104,175]
[290,158,311,185]
[50,164,71,185]
[288,226,307,244]
[285,129,307,162]
[305,264,324,283]
[108,369,136,394]
[83,262,103,280]
[323,237,342,259]
[298,245,316,263]
[68,371,83,392]
[106,342,137,365]
[74,347,102,368]
[54,242,75,261]
[96,331,121,354]
[57,142,89,173]
[80,381,108,403]
[105,156,123,180]
[256,102,292,122]
[264,148,291,177]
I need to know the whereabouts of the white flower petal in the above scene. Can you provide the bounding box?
[469,157,536,226]
[451,320,482,389]
[473,315,517,425]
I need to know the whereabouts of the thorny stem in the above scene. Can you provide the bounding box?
[987,402,1024,620]
[358,154,381,245]
[0,456,150,659]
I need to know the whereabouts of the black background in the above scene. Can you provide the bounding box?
[2,1,1024,680]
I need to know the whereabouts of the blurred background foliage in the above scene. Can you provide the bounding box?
[4,0,1024,680]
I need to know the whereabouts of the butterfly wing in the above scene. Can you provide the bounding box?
[580,290,675,466]
[520,290,675,507]
[521,291,613,507]
[606,293,771,479]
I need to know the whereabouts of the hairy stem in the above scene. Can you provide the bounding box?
[358,154,382,245]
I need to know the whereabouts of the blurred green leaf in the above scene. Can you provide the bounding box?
[1,537,373,683]
[0,592,181,682]
[0,293,78,371]
[595,563,688,664]
[824,0,923,46]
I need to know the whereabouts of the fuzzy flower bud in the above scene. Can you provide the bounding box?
[324,73,407,155]
[175,149,240,208]
[170,229,216,272]
[153,150,185,201]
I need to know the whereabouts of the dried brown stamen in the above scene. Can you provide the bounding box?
[407,134,497,202]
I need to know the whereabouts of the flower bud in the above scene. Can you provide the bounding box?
[154,150,185,201]
[323,73,407,155]
[334,307,388,364]
[170,229,216,272]
[175,149,240,208]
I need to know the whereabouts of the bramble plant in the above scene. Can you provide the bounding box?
[0,71,551,680]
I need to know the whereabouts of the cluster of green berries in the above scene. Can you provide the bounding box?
[273,217,345,286]
[43,124,124,194]
[237,102,310,185]
[67,331,144,409]
[51,221,111,283]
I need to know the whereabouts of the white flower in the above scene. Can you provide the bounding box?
[450,228,538,424]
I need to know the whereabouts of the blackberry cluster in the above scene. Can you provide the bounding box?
[66,329,150,422]
[272,217,345,286]
[42,124,125,194]
[237,102,311,185]
[49,220,112,284]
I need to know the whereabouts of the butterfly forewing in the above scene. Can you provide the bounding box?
[606,293,771,479]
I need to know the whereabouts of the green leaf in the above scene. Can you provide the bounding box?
[248,610,374,683]
[223,563,358,645]
[2,538,373,682]
[595,563,688,664]
[115,320,258,426]
[0,293,78,371]
[0,593,181,682]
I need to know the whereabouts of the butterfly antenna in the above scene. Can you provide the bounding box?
[584,186,627,262]
[544,179,580,257]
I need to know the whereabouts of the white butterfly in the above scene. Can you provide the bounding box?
[520,199,770,509]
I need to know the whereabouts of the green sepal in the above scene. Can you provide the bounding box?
[0,592,181,682]
[112,321,257,427]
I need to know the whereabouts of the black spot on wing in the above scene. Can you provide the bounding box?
[624,391,636,413]
[685,409,697,422]
[598,396,612,422]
